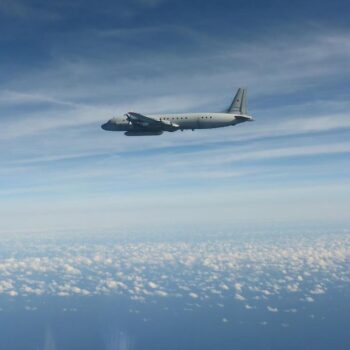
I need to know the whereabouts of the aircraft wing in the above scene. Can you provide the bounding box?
[127,112,179,132]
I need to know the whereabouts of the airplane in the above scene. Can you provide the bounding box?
[101,88,254,136]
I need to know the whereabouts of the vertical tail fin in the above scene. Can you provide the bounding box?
[227,88,247,115]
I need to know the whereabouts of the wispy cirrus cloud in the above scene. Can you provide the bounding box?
[1,3,350,229]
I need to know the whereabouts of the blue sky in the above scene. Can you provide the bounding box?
[1,0,350,232]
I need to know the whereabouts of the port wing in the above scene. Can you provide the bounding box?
[127,112,179,132]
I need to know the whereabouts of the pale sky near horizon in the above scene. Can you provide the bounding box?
[1,0,350,233]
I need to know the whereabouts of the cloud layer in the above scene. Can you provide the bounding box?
[1,229,349,315]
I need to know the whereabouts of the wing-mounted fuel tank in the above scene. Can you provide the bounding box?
[124,131,163,136]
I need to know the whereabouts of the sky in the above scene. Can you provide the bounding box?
[1,0,350,233]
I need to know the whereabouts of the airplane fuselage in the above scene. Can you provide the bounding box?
[103,112,252,133]
[101,88,254,136]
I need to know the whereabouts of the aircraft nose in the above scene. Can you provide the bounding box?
[101,121,110,130]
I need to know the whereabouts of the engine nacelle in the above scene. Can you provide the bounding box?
[124,131,163,136]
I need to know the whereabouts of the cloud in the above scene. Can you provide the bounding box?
[310,285,326,294]
[8,290,18,297]
[1,22,350,231]
[0,229,349,318]
[2,29,350,140]
[235,293,245,301]
[267,306,278,313]
[148,282,158,289]
[189,292,199,299]
[24,305,38,311]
